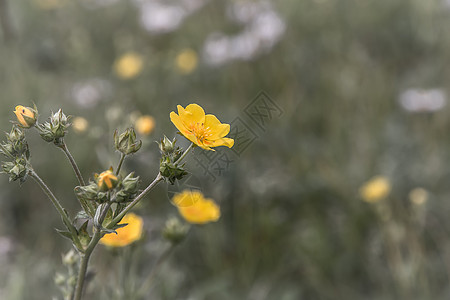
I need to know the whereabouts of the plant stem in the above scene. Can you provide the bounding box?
[73,230,102,300]
[108,173,163,226]
[74,173,164,299]
[116,153,126,175]
[73,143,193,299]
[174,143,194,165]
[29,170,82,250]
[58,141,86,186]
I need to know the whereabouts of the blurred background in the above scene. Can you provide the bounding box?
[1,0,450,299]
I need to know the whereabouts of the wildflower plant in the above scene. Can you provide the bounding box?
[0,103,234,299]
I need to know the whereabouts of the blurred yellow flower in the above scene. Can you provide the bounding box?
[114,52,144,80]
[175,49,198,74]
[100,213,144,247]
[409,188,428,205]
[72,117,89,134]
[170,104,234,151]
[135,115,155,135]
[33,0,65,10]
[14,105,36,128]
[173,190,220,224]
[359,176,391,203]
[97,170,118,191]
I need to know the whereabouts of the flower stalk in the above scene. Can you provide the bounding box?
[57,141,86,186]
[29,170,82,251]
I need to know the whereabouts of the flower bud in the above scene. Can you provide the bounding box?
[37,109,70,144]
[114,128,142,155]
[159,157,188,184]
[158,136,175,154]
[115,172,140,202]
[2,157,28,183]
[13,105,37,128]
[162,217,189,245]
[97,170,119,191]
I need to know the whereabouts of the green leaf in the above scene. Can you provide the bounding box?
[55,229,73,241]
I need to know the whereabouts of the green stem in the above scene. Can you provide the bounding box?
[58,141,86,186]
[108,173,163,226]
[74,172,163,299]
[73,230,102,300]
[116,153,126,175]
[29,170,82,250]
[174,143,194,165]
[57,141,95,216]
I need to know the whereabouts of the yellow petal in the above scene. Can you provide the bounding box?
[208,137,234,148]
[178,198,220,224]
[100,213,143,247]
[172,190,202,207]
[204,114,230,139]
[178,104,205,125]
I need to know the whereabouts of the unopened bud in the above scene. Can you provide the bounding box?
[13,105,37,128]
[114,128,142,155]
[162,217,189,245]
[97,170,119,191]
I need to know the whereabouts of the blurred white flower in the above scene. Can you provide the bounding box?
[204,1,285,66]
[134,0,208,34]
[80,0,119,9]
[399,88,446,112]
[70,78,112,109]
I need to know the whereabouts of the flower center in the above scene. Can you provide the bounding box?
[190,122,212,143]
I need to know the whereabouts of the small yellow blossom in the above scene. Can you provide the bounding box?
[114,52,144,80]
[175,49,198,74]
[170,104,234,151]
[33,0,65,10]
[14,105,36,128]
[135,115,155,135]
[173,190,220,224]
[100,213,144,247]
[97,170,118,191]
[72,117,89,134]
[409,188,428,205]
[359,176,391,203]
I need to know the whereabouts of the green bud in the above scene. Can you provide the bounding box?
[159,157,188,184]
[114,128,142,155]
[37,109,70,144]
[1,157,28,183]
[162,217,189,245]
[115,172,140,202]
[158,135,175,154]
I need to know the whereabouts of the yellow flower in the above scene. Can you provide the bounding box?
[170,104,234,151]
[33,0,65,10]
[14,105,36,128]
[173,190,220,224]
[72,117,89,134]
[135,115,155,135]
[359,176,391,203]
[175,48,198,74]
[409,188,428,205]
[100,213,144,247]
[97,170,118,191]
[114,52,144,80]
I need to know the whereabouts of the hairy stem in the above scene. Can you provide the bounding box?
[109,173,163,226]
[58,141,86,186]
[73,230,102,300]
[175,143,194,165]
[29,170,82,250]
[116,153,126,175]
